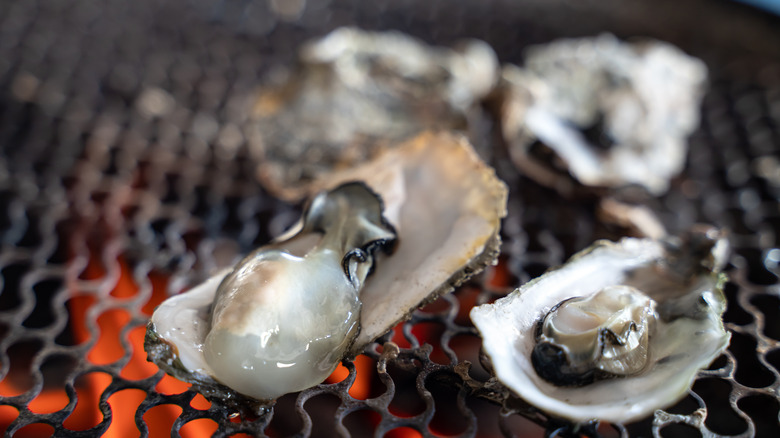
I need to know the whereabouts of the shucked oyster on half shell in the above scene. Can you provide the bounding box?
[146,182,396,403]
[495,34,707,195]
[250,27,499,201]
[145,132,508,406]
[470,228,730,424]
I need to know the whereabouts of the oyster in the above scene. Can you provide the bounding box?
[146,132,508,404]
[495,34,707,195]
[532,285,656,385]
[470,228,730,423]
[148,182,396,402]
[250,27,499,200]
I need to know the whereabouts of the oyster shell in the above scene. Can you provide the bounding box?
[250,27,499,201]
[596,197,667,240]
[147,182,396,402]
[496,34,707,195]
[308,132,508,354]
[470,228,730,424]
[146,132,508,404]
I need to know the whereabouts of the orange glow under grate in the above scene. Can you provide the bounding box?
[1,248,515,437]
[0,255,221,437]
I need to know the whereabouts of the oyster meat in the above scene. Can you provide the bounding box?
[470,228,730,423]
[532,285,656,385]
[146,132,508,404]
[495,34,707,195]
[250,27,499,200]
[147,182,396,401]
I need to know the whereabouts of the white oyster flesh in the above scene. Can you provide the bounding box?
[148,182,396,401]
[470,231,730,424]
[251,27,499,200]
[499,34,707,195]
[147,132,507,401]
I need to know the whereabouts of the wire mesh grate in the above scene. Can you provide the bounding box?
[1,0,779,436]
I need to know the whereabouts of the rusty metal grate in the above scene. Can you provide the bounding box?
[1,0,780,436]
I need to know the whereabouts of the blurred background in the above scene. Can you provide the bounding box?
[0,0,779,437]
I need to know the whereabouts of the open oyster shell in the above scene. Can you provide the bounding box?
[470,229,730,424]
[146,182,397,405]
[146,132,507,406]
[250,27,499,201]
[308,131,508,354]
[495,34,707,196]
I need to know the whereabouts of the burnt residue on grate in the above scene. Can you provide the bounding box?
[1,0,780,437]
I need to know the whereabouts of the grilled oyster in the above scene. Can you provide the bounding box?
[147,182,396,402]
[495,34,707,195]
[470,227,730,423]
[250,27,499,201]
[146,132,507,406]
[532,285,656,386]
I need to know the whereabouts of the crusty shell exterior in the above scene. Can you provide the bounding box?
[495,35,707,197]
[250,28,499,202]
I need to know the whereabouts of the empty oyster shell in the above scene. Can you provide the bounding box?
[495,34,707,195]
[250,27,499,201]
[470,228,730,424]
[146,132,507,405]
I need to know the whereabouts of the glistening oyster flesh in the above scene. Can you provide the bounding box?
[470,228,730,424]
[532,284,656,385]
[147,182,396,402]
[146,132,508,405]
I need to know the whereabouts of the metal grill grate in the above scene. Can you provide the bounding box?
[1,0,780,436]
